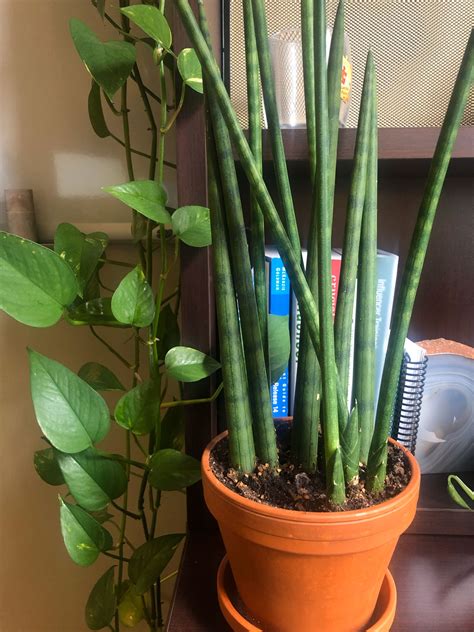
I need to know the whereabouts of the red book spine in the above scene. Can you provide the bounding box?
[331,256,342,318]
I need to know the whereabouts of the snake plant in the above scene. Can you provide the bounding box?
[176,0,473,504]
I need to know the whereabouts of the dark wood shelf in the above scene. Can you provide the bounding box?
[167,530,474,632]
[260,126,474,162]
[167,473,474,630]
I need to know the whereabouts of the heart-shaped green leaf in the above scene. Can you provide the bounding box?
[56,447,127,511]
[59,498,113,566]
[121,5,172,50]
[268,314,290,384]
[78,362,125,392]
[88,80,110,138]
[70,18,136,99]
[447,475,474,510]
[160,407,185,451]
[114,381,159,436]
[103,181,170,224]
[29,350,110,454]
[129,534,184,595]
[54,223,108,295]
[66,297,127,327]
[0,232,78,327]
[118,582,144,628]
[85,566,116,630]
[34,448,65,486]
[149,449,201,491]
[165,346,220,382]
[171,206,211,247]
[156,304,180,358]
[111,267,155,328]
[177,48,203,94]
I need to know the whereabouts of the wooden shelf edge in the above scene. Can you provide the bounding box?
[258,126,474,161]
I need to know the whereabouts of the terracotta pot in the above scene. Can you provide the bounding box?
[202,431,420,632]
[217,555,397,632]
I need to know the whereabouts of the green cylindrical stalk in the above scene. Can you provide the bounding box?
[341,403,360,483]
[244,0,268,378]
[287,0,320,465]
[301,0,316,181]
[353,76,377,464]
[327,0,345,208]
[367,30,474,492]
[207,135,256,473]
[199,1,278,467]
[250,0,301,253]
[314,0,345,504]
[291,335,321,470]
[291,0,345,471]
[290,0,320,472]
[174,0,349,420]
[334,52,374,398]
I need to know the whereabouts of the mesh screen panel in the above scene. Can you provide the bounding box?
[228,0,473,128]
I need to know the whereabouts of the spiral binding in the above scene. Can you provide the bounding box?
[391,353,428,454]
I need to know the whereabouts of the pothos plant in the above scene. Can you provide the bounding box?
[0,2,222,631]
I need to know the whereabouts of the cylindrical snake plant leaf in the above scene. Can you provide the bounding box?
[334,52,374,399]
[243,0,268,378]
[301,0,316,181]
[313,0,345,504]
[353,74,377,464]
[327,0,345,210]
[290,0,320,473]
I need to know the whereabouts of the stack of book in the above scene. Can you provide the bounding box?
[266,246,399,418]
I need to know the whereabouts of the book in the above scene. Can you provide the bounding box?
[289,250,342,415]
[413,339,474,473]
[373,252,399,407]
[265,247,290,417]
[334,249,398,408]
[391,338,427,453]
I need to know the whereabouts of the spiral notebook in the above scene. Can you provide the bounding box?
[391,339,428,453]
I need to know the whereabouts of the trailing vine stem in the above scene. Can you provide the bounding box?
[73,2,200,629]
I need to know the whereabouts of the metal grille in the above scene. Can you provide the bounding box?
[228,0,474,128]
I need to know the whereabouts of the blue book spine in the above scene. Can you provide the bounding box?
[266,250,290,417]
[375,252,399,407]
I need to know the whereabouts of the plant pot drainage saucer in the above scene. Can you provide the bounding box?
[217,555,397,632]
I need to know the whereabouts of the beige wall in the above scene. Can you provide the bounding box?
[0,0,225,629]
[0,0,177,240]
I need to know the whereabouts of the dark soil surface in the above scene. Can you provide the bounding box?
[210,426,411,512]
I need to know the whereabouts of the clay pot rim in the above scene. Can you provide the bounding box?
[202,430,420,524]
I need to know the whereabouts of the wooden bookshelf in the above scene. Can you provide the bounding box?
[260,126,474,162]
